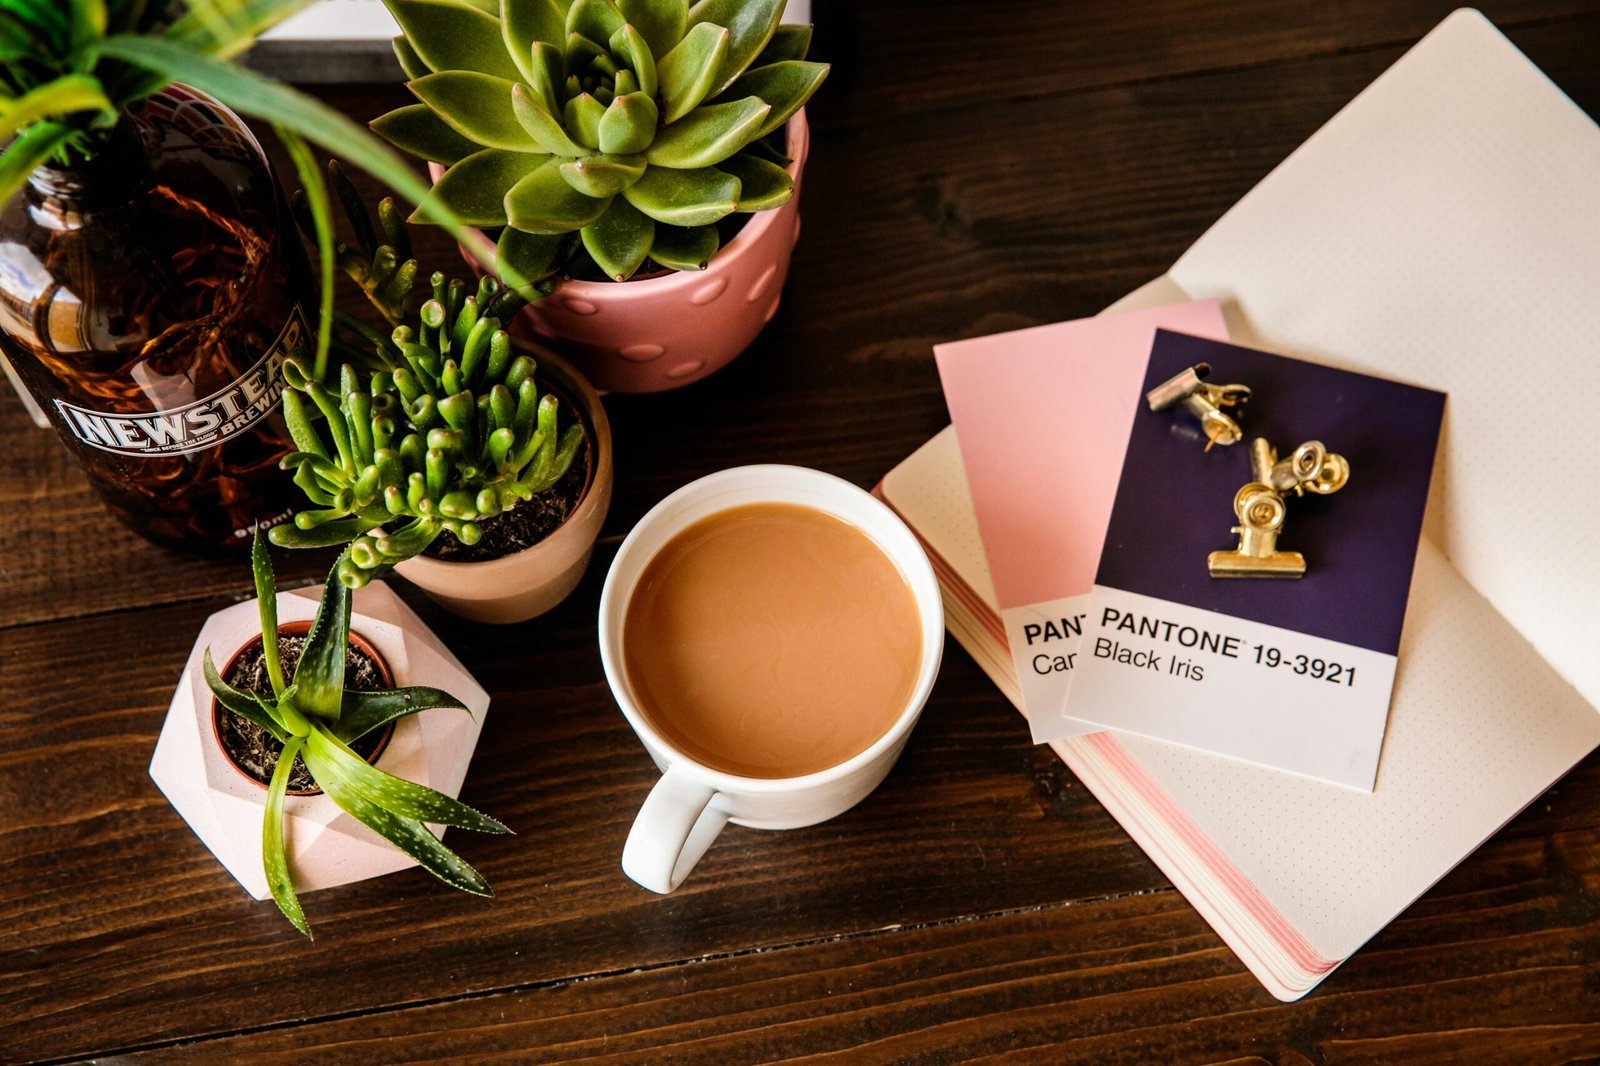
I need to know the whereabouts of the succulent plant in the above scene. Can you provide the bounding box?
[205,533,508,937]
[373,0,828,282]
[270,174,585,586]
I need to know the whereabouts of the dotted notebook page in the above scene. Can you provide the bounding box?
[1170,9,1600,714]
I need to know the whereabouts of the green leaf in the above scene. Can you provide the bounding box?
[408,71,536,152]
[645,96,766,168]
[687,0,782,96]
[656,20,726,123]
[501,0,564,85]
[510,81,582,156]
[647,222,719,270]
[93,36,524,293]
[268,516,369,548]
[251,530,287,696]
[278,128,335,383]
[616,0,684,58]
[581,195,654,280]
[424,147,546,227]
[505,157,611,233]
[755,22,810,65]
[0,121,75,209]
[497,226,572,286]
[334,685,469,744]
[525,39,564,114]
[308,726,509,833]
[290,556,353,721]
[596,91,657,154]
[203,649,290,743]
[0,74,114,144]
[562,91,605,151]
[608,22,656,99]
[383,0,522,82]
[392,34,431,79]
[370,103,480,165]
[558,151,644,196]
[718,150,790,210]
[565,0,623,44]
[264,735,311,938]
[621,164,737,226]
[718,59,825,139]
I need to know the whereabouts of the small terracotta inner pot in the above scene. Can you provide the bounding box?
[209,619,396,796]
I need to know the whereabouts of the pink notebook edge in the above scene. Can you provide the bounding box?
[872,479,1339,1000]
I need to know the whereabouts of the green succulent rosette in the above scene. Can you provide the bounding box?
[373,0,827,282]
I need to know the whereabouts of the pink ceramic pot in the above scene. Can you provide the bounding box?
[433,110,810,393]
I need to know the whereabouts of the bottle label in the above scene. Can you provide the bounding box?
[53,307,308,457]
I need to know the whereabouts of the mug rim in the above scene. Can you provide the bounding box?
[598,464,944,794]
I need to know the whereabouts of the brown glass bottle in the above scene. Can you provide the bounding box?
[0,86,311,553]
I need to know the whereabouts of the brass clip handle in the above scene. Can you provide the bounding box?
[1146,363,1252,450]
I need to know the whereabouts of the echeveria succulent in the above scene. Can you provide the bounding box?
[205,534,508,937]
[373,0,828,281]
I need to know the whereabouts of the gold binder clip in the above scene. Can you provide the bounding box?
[1208,438,1350,579]
[1146,363,1252,450]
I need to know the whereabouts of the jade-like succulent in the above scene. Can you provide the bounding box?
[373,0,828,281]
[205,534,508,937]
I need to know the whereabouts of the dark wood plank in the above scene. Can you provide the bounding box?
[102,827,1600,1063]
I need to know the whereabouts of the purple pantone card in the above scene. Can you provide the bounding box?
[1065,331,1446,790]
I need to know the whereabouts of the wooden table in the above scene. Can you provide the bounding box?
[5,3,1600,1062]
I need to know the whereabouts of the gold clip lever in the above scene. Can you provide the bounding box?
[1146,363,1252,450]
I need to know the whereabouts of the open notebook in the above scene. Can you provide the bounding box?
[880,9,1600,999]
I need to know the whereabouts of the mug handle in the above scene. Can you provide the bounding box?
[622,765,731,893]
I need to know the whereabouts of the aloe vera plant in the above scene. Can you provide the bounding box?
[269,171,586,586]
[204,534,509,937]
[374,0,828,282]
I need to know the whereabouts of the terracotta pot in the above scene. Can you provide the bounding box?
[394,339,613,624]
[432,110,811,393]
[209,619,395,797]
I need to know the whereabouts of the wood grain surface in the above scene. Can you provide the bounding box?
[4,2,1600,1062]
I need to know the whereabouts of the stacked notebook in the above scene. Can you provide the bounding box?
[879,9,1600,999]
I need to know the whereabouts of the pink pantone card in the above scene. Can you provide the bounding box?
[934,301,1229,742]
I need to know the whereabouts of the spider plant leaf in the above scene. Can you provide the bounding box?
[646,221,718,271]
[383,0,521,82]
[621,163,737,226]
[717,59,826,139]
[615,0,681,60]
[504,158,610,234]
[289,555,352,721]
[423,147,547,228]
[409,71,538,152]
[580,194,653,280]
[656,20,726,123]
[717,150,790,210]
[250,530,288,696]
[202,649,290,743]
[265,735,311,938]
[0,74,114,145]
[334,685,469,744]
[0,121,75,208]
[93,35,516,291]
[308,726,509,833]
[370,103,479,165]
[163,0,316,60]
[277,127,335,382]
[645,96,767,168]
[687,0,782,97]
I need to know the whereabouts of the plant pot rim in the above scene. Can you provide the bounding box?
[208,618,395,796]
[429,108,810,297]
[399,337,613,579]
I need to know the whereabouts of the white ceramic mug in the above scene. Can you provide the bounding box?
[598,465,945,893]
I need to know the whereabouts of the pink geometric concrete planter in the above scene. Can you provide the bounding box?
[149,581,490,901]
[435,110,811,394]
[392,339,613,624]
